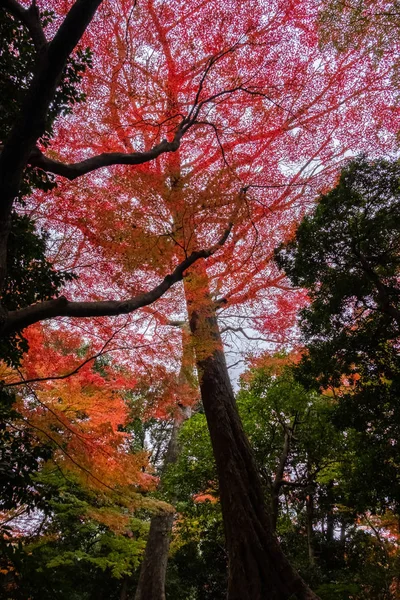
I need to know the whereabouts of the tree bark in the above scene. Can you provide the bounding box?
[135,331,193,600]
[306,494,315,567]
[185,265,319,600]
[134,425,179,600]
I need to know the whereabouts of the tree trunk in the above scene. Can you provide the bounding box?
[120,577,129,600]
[325,481,335,544]
[271,431,292,531]
[134,511,175,600]
[135,330,193,600]
[306,494,315,567]
[185,265,319,600]
[134,425,178,600]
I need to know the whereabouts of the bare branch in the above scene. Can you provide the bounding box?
[220,325,276,343]
[27,135,182,180]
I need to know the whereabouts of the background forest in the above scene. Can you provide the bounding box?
[0,0,400,599]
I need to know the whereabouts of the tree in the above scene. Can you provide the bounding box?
[166,359,400,599]
[275,157,400,387]
[275,156,400,521]
[1,1,399,598]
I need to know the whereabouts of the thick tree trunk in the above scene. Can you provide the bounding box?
[185,266,319,600]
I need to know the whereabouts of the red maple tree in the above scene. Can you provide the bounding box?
[1,0,399,598]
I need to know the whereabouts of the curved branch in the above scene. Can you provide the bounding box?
[28,135,183,180]
[3,219,234,335]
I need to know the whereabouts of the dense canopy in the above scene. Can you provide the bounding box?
[0,0,399,599]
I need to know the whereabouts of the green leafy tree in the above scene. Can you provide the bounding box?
[0,469,148,600]
[164,360,400,599]
[275,157,400,386]
[275,157,400,514]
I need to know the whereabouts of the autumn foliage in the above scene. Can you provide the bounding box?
[1,0,400,597]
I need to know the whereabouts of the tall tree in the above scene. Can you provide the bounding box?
[44,3,395,596]
[275,158,400,526]
[1,1,399,598]
[135,325,195,600]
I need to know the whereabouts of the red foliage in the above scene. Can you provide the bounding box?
[32,0,398,341]
[9,0,400,495]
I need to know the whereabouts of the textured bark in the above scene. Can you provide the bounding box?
[340,523,346,545]
[326,514,334,544]
[134,424,179,600]
[186,267,319,600]
[135,337,193,600]
[134,511,175,600]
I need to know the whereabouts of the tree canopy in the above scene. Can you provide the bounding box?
[1,1,400,599]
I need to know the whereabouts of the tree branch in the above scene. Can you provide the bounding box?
[4,321,128,386]
[0,0,47,51]
[0,0,105,293]
[3,220,234,335]
[27,136,182,180]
